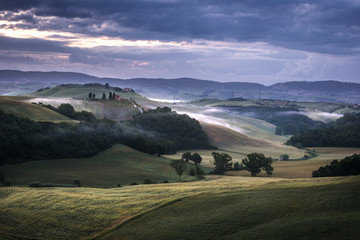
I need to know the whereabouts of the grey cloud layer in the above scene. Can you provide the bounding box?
[1,0,360,55]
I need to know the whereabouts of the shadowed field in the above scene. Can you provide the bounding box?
[0,144,184,187]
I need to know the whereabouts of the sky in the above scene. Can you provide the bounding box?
[0,0,359,85]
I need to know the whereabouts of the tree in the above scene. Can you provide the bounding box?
[88,92,93,98]
[233,162,243,171]
[264,158,274,176]
[242,153,273,177]
[57,103,75,116]
[170,159,187,181]
[280,154,289,161]
[109,91,113,100]
[93,93,96,98]
[102,92,106,100]
[181,152,192,162]
[105,83,109,89]
[211,152,232,175]
[190,153,202,165]
[195,165,204,179]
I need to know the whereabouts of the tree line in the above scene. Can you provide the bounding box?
[0,106,214,165]
[312,154,360,177]
[287,113,360,148]
[169,151,274,181]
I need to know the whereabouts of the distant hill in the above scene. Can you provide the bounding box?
[1,70,360,103]
[0,96,76,123]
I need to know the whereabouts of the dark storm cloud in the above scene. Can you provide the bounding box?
[1,0,360,55]
[0,36,70,53]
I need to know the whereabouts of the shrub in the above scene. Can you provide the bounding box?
[189,168,196,176]
[130,182,138,185]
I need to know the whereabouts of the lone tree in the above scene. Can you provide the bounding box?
[109,91,113,100]
[211,152,232,175]
[190,153,202,165]
[242,153,273,177]
[88,92,93,98]
[181,152,192,162]
[102,92,106,100]
[170,159,187,181]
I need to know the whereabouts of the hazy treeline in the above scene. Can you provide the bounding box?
[0,106,213,165]
[130,107,214,150]
[223,106,324,135]
[287,113,360,147]
[313,154,360,177]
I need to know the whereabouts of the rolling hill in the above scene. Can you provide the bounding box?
[0,96,76,123]
[0,144,192,187]
[0,176,359,239]
[1,70,360,103]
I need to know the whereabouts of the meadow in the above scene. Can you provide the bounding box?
[0,176,359,239]
[0,144,186,187]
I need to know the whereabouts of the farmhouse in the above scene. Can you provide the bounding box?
[123,88,133,92]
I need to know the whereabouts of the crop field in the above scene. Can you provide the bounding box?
[0,176,359,239]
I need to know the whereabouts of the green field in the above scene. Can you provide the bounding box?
[0,144,202,187]
[0,176,359,239]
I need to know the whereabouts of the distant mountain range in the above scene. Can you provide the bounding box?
[1,70,360,104]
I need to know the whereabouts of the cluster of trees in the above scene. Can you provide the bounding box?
[0,105,215,164]
[0,111,123,165]
[287,113,360,148]
[210,152,273,176]
[88,92,96,99]
[312,154,360,177]
[224,106,323,135]
[130,107,214,150]
[43,103,96,122]
[181,152,202,165]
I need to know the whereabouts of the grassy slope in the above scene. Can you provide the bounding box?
[0,176,358,240]
[0,144,191,187]
[27,84,149,103]
[26,84,148,120]
[102,176,360,240]
[0,96,76,123]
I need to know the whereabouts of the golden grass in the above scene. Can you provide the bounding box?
[1,175,357,240]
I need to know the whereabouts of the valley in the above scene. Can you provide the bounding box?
[0,80,360,240]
